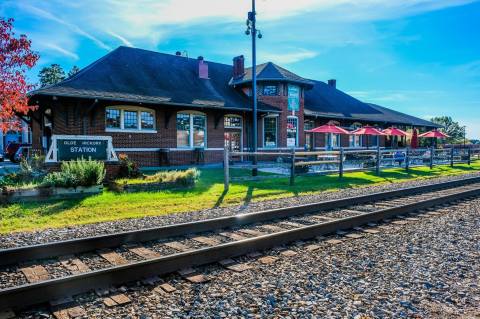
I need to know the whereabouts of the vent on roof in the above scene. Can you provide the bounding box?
[328,79,336,88]
[233,55,245,79]
[198,56,209,79]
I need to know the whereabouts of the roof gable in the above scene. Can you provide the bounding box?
[229,62,313,87]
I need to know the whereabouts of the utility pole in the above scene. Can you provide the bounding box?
[246,0,262,176]
[463,125,466,147]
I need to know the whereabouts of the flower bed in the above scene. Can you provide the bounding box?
[0,185,103,203]
[111,168,199,193]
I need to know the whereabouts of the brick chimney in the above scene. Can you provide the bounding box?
[327,79,336,88]
[198,56,209,79]
[233,55,245,79]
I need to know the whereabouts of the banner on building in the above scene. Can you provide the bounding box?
[287,84,300,111]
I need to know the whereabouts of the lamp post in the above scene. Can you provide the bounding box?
[245,0,262,176]
[463,125,466,147]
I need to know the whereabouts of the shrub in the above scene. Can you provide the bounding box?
[144,168,200,186]
[0,155,47,188]
[42,158,106,188]
[117,154,142,178]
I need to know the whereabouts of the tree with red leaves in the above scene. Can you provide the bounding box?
[0,18,39,133]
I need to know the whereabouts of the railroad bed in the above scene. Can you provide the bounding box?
[1,176,480,315]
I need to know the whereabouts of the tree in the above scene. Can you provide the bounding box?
[0,18,39,132]
[430,116,465,144]
[38,64,65,87]
[68,65,80,77]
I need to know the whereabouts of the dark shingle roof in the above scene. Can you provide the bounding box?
[229,62,314,87]
[304,80,439,128]
[30,46,279,113]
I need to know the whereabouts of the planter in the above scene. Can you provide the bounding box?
[110,180,194,193]
[0,185,103,203]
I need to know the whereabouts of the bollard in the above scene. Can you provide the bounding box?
[468,148,471,165]
[405,148,410,172]
[339,148,344,178]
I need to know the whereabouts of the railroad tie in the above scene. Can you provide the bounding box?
[279,221,305,228]
[19,265,50,283]
[191,236,221,246]
[261,224,286,232]
[164,241,191,252]
[98,249,129,265]
[103,294,131,307]
[52,306,86,319]
[237,229,267,236]
[219,232,248,241]
[59,256,90,274]
[129,247,161,260]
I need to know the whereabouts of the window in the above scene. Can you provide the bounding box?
[263,116,277,148]
[287,116,298,147]
[349,135,362,147]
[326,133,341,149]
[106,109,121,129]
[123,111,137,129]
[304,120,315,131]
[262,85,277,96]
[105,106,156,132]
[141,111,154,129]
[224,115,242,129]
[176,112,206,148]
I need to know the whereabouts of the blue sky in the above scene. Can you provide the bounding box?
[2,0,479,137]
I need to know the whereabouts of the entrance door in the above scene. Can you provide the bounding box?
[224,131,241,152]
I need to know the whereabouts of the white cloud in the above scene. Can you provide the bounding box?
[42,43,79,60]
[106,31,134,47]
[260,49,318,64]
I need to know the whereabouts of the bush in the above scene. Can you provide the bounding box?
[117,154,142,178]
[0,155,47,188]
[143,168,200,186]
[42,158,106,188]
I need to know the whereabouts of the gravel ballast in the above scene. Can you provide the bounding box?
[1,172,480,249]
[15,191,480,318]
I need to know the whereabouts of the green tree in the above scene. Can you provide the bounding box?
[38,63,65,87]
[430,116,465,144]
[68,65,80,77]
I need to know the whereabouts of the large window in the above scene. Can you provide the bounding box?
[326,133,341,149]
[176,112,206,148]
[105,106,155,132]
[262,85,278,96]
[263,116,277,148]
[287,116,298,147]
[349,135,362,147]
[304,119,315,131]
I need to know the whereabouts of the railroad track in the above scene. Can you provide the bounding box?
[1,176,480,313]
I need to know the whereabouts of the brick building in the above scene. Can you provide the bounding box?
[28,46,438,166]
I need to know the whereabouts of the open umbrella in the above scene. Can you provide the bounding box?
[411,128,419,149]
[419,129,449,147]
[307,124,350,150]
[382,127,408,148]
[351,125,385,149]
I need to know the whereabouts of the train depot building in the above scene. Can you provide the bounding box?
[28,46,438,167]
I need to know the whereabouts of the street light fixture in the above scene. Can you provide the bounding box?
[245,0,262,176]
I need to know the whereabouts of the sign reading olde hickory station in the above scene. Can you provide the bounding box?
[57,139,108,161]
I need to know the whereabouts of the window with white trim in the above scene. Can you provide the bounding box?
[263,116,277,148]
[326,133,341,148]
[349,135,362,147]
[105,106,156,132]
[304,119,315,131]
[287,116,298,147]
[176,112,206,148]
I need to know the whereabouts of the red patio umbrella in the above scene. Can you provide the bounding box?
[410,128,419,149]
[419,129,449,147]
[351,125,385,149]
[307,124,350,150]
[307,124,351,135]
[382,127,407,148]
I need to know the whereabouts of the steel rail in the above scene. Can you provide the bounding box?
[1,176,480,267]
[0,185,479,310]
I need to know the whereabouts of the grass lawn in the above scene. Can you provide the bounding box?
[1,161,479,234]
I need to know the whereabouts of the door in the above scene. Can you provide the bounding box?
[224,131,241,152]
